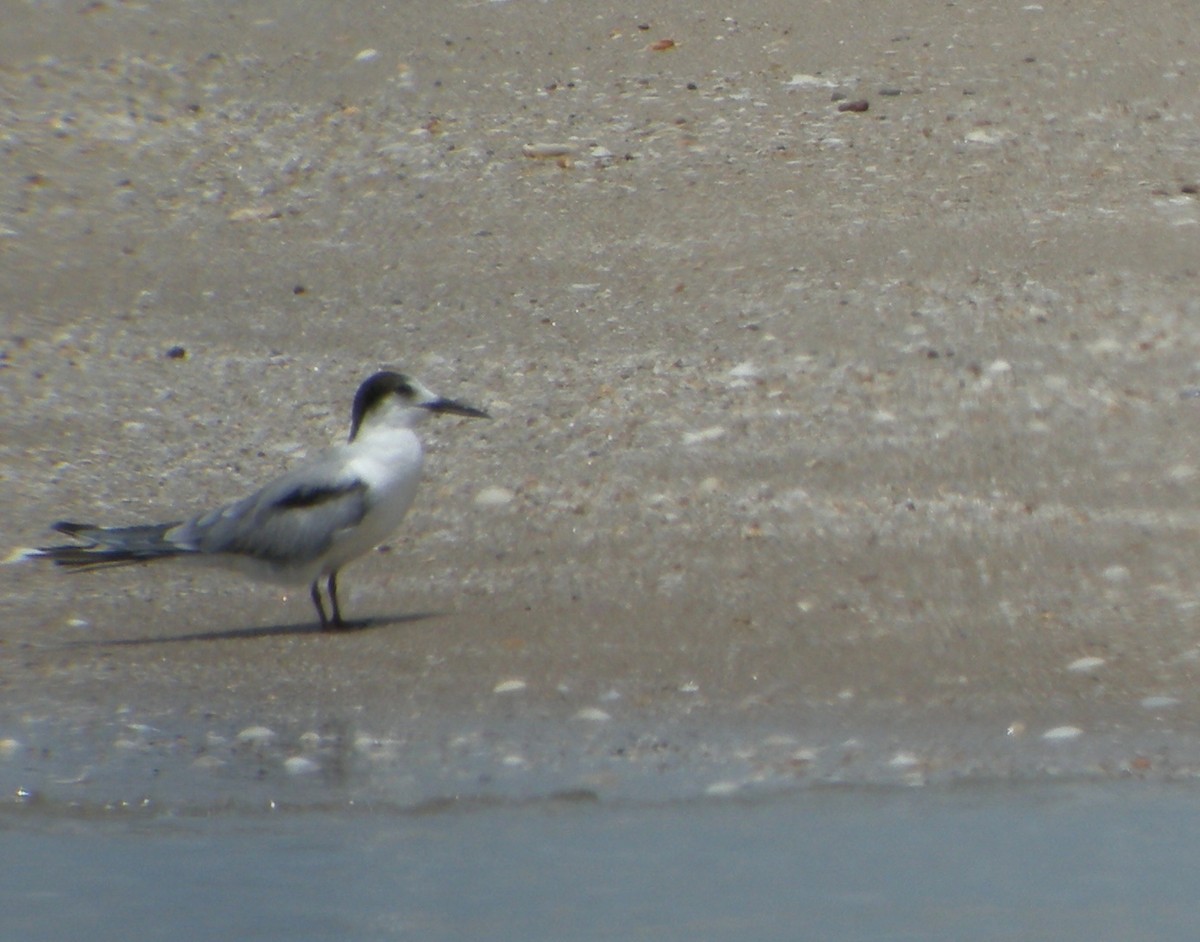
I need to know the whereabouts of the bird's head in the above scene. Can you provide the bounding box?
[349,371,489,441]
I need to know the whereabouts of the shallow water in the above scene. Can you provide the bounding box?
[5,782,1198,941]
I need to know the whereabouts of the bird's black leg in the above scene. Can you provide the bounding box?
[310,580,330,629]
[327,571,345,628]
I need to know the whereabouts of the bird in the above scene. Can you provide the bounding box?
[16,371,489,630]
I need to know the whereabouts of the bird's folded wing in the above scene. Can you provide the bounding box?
[176,476,370,564]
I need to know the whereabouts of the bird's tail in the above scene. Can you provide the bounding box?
[22,520,188,571]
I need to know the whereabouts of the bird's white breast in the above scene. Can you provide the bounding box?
[324,426,425,571]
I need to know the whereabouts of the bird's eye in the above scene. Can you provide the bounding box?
[395,382,414,398]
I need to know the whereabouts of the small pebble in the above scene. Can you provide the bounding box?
[493,678,527,694]
[522,143,574,159]
[705,780,743,796]
[1042,725,1083,741]
[682,426,726,445]
[837,100,869,113]
[164,345,187,360]
[236,725,276,746]
[228,205,278,222]
[1087,337,1123,356]
[786,74,834,87]
[1140,696,1181,710]
[283,756,320,775]
[475,485,516,507]
[964,128,1005,145]
[572,707,612,722]
[1066,656,1106,674]
[354,48,380,62]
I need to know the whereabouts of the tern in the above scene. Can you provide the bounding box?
[18,371,488,630]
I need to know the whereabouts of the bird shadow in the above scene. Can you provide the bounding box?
[66,611,441,647]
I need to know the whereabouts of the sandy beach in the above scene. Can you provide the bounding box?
[5,0,1200,808]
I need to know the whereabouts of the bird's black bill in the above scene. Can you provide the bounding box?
[424,397,490,419]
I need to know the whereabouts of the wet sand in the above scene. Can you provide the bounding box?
[5,0,1200,810]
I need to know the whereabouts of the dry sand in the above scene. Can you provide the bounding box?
[4,0,1200,807]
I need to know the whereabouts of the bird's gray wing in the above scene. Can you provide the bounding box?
[173,460,369,566]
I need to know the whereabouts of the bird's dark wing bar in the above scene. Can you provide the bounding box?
[270,481,366,510]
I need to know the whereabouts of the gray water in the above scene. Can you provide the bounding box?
[5,782,1197,941]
